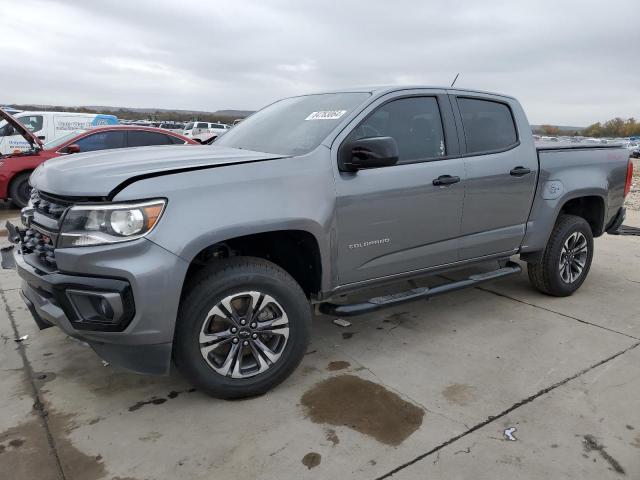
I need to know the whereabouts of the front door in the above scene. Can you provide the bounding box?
[334,93,466,285]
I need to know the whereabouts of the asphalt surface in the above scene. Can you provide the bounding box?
[0,210,638,480]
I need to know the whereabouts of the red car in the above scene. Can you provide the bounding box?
[0,109,197,207]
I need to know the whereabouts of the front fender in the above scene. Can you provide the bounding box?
[114,152,336,292]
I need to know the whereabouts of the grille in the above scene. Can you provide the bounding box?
[21,190,73,268]
[30,189,68,221]
[21,228,56,265]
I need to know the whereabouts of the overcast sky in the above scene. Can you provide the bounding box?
[2,0,638,125]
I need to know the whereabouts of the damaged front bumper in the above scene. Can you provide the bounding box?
[4,220,188,375]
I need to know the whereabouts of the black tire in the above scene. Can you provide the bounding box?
[527,214,594,296]
[9,172,32,208]
[173,257,311,399]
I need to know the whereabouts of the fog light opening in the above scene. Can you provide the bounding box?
[66,289,124,325]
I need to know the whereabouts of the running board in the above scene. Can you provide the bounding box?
[319,261,522,317]
[609,225,640,236]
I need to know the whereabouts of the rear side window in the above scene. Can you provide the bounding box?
[196,122,208,129]
[348,96,446,163]
[128,130,174,147]
[74,131,126,152]
[458,98,518,154]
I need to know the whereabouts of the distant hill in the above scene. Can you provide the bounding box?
[1,103,254,123]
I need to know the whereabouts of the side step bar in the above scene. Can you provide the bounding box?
[608,225,640,236]
[319,261,522,317]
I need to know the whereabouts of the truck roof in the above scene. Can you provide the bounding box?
[304,85,517,100]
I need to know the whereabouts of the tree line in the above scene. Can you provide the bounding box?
[536,118,640,138]
[7,104,246,124]
[582,118,640,138]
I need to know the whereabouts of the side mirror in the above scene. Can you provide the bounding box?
[339,136,399,172]
[66,144,81,154]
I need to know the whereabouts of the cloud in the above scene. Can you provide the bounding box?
[1,0,638,124]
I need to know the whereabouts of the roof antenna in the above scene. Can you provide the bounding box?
[450,73,460,87]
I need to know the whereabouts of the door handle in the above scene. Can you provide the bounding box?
[433,175,460,186]
[510,166,531,177]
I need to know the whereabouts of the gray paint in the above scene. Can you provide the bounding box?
[20,86,629,374]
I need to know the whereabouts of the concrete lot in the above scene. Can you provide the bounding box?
[0,209,639,479]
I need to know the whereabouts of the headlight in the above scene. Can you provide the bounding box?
[59,199,166,248]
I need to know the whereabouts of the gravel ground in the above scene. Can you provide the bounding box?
[625,158,640,211]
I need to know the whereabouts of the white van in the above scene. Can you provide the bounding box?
[0,111,118,155]
[182,121,230,138]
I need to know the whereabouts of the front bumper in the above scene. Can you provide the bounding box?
[11,234,189,374]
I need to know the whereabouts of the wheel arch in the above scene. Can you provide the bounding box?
[180,228,325,302]
[521,187,608,256]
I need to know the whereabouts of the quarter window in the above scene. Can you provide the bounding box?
[348,97,446,163]
[458,98,518,154]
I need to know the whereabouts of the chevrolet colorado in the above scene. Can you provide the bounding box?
[6,87,633,398]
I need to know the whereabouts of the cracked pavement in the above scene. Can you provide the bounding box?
[0,209,639,479]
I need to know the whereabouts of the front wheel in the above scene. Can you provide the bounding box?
[527,214,594,296]
[173,257,311,399]
[9,172,32,208]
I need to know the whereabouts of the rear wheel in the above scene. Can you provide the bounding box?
[9,172,32,208]
[527,214,594,296]
[173,257,311,399]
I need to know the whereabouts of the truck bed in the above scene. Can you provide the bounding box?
[535,142,623,151]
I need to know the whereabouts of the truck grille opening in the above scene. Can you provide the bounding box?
[21,228,56,266]
[21,190,75,269]
[30,189,69,221]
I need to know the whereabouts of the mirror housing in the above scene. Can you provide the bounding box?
[66,144,81,154]
[339,136,399,172]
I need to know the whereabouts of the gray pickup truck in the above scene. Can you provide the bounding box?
[6,87,633,398]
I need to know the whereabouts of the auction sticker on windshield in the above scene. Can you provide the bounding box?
[305,110,347,120]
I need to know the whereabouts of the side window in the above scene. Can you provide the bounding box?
[128,130,173,147]
[18,115,44,133]
[74,131,126,152]
[457,98,518,154]
[196,122,208,129]
[349,97,446,163]
[168,135,186,145]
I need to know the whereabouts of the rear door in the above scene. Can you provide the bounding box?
[126,130,177,147]
[333,91,466,285]
[450,93,538,259]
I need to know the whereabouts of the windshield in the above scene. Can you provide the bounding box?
[0,120,11,137]
[43,130,85,150]
[215,92,370,155]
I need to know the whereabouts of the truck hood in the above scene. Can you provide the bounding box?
[0,107,43,150]
[30,145,285,198]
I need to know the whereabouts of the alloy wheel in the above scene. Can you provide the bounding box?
[558,231,588,283]
[199,291,290,378]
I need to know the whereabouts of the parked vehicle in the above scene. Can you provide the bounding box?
[0,111,118,156]
[0,106,21,115]
[0,110,196,207]
[621,141,639,152]
[158,122,185,133]
[7,87,633,399]
[183,122,230,138]
[632,145,640,158]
